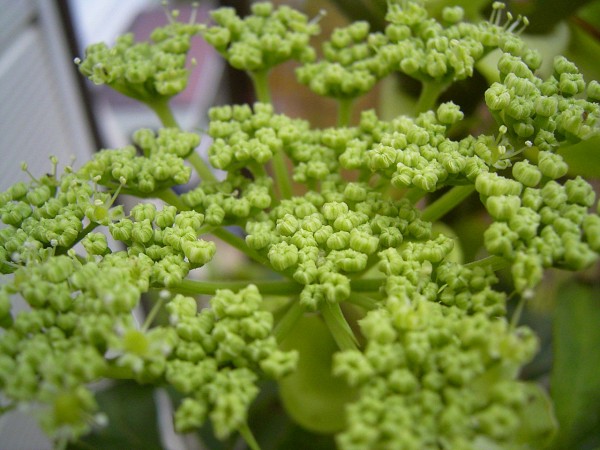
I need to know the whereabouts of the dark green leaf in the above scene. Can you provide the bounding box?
[558,136,600,179]
[68,381,162,450]
[550,281,600,449]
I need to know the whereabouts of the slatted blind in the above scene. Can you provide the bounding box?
[0,1,95,448]
[0,0,95,192]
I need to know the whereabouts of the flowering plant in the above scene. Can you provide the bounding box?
[1,1,599,449]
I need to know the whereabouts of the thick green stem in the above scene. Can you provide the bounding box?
[350,278,386,292]
[320,302,359,351]
[414,81,449,115]
[271,148,293,200]
[346,293,379,310]
[174,279,302,297]
[188,152,218,183]
[510,293,526,330]
[210,227,273,268]
[238,422,262,450]
[146,98,179,128]
[337,97,354,127]
[250,70,271,104]
[274,300,306,343]
[421,185,475,223]
[155,188,189,211]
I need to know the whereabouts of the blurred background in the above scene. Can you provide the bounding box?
[0,0,599,449]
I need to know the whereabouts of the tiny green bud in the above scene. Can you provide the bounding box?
[537,151,568,179]
[512,160,542,187]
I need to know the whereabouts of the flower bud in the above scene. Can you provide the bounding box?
[512,160,542,187]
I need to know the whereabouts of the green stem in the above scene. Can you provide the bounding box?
[274,300,306,343]
[173,279,302,297]
[142,296,166,332]
[320,302,359,351]
[250,70,271,104]
[271,147,293,200]
[188,152,218,183]
[346,293,379,310]
[421,185,475,222]
[350,278,386,292]
[510,293,526,330]
[155,188,189,210]
[55,221,99,255]
[464,255,510,272]
[210,227,272,268]
[404,187,428,204]
[238,422,262,450]
[415,81,449,115]
[337,97,354,127]
[146,98,179,128]
[247,70,293,200]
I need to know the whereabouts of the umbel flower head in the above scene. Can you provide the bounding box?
[76,10,203,104]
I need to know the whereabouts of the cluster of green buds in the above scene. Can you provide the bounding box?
[110,204,215,281]
[0,250,155,441]
[477,171,599,293]
[333,240,552,449]
[0,164,126,272]
[79,128,199,196]
[485,52,600,151]
[165,285,297,439]
[202,1,319,102]
[246,180,431,309]
[76,16,203,105]
[2,1,600,448]
[296,21,388,101]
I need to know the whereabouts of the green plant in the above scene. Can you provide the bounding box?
[1,1,599,449]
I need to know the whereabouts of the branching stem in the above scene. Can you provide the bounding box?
[421,185,475,222]
[415,81,449,115]
[273,300,306,343]
[320,302,359,351]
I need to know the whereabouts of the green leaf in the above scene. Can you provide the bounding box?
[550,281,600,449]
[278,314,357,434]
[558,136,600,178]
[68,381,162,450]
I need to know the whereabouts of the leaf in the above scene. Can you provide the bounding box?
[68,381,162,450]
[278,314,357,434]
[558,136,600,178]
[550,281,600,450]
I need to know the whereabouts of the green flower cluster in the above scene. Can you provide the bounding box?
[246,180,431,308]
[76,19,203,103]
[296,21,387,100]
[477,171,599,293]
[296,1,530,105]
[333,241,551,450]
[110,203,215,276]
[485,52,600,150]
[338,103,478,192]
[166,285,298,439]
[79,128,198,195]
[207,103,308,173]
[0,168,122,272]
[0,251,152,440]
[2,1,600,448]
[202,2,318,74]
